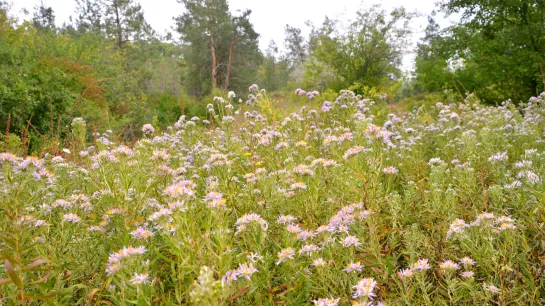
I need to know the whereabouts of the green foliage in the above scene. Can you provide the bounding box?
[0,134,23,155]
[304,5,416,92]
[258,40,290,92]
[175,0,262,96]
[0,3,186,151]
[414,0,545,104]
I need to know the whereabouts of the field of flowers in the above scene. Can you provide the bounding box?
[1,88,545,305]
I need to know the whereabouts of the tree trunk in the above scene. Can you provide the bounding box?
[210,33,217,89]
[225,37,236,90]
[113,0,123,48]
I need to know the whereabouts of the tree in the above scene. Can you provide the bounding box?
[435,0,545,102]
[260,40,289,91]
[224,9,260,90]
[103,0,153,48]
[284,25,306,68]
[175,0,261,95]
[176,0,231,90]
[306,5,415,91]
[32,2,55,31]
[75,0,104,33]
[413,14,452,93]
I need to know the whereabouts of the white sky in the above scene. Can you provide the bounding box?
[9,0,458,72]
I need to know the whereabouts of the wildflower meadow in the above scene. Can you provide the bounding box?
[2,87,545,305]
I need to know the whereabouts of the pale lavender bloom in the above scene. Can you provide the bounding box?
[343,146,365,160]
[235,213,269,234]
[299,244,320,256]
[312,297,340,306]
[247,252,263,263]
[276,247,296,265]
[130,227,154,240]
[312,258,327,267]
[382,166,399,174]
[343,262,364,273]
[447,219,469,238]
[62,213,81,223]
[237,263,258,280]
[34,220,47,227]
[52,156,64,163]
[222,270,239,284]
[277,215,297,224]
[286,224,303,233]
[439,260,459,271]
[488,151,508,163]
[297,230,315,241]
[290,182,307,190]
[352,277,377,299]
[428,157,445,166]
[341,235,362,248]
[249,84,259,92]
[130,273,149,286]
[459,257,475,267]
[411,259,431,271]
[398,268,414,279]
[142,124,155,135]
[483,283,500,294]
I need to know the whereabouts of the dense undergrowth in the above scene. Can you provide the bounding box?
[1,87,545,305]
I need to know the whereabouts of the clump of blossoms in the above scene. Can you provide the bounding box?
[353,277,377,301]
[130,273,150,286]
[142,124,154,135]
[276,247,296,265]
[341,235,362,248]
[343,262,364,273]
[383,166,399,174]
[483,283,501,294]
[235,213,268,234]
[411,259,431,272]
[130,227,154,240]
[249,84,259,92]
[343,146,365,160]
[106,246,147,275]
[163,180,196,199]
[447,214,516,238]
[222,262,259,284]
[439,260,459,277]
[488,151,508,163]
[277,215,297,225]
[62,213,81,223]
[312,297,340,306]
[3,87,545,305]
[205,191,226,209]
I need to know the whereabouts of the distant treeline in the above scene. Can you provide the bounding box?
[1,0,544,154]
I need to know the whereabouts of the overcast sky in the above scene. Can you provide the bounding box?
[10,0,457,71]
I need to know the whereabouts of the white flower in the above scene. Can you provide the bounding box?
[130,273,149,286]
[142,124,154,135]
[411,259,431,271]
[343,262,364,273]
[313,297,340,306]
